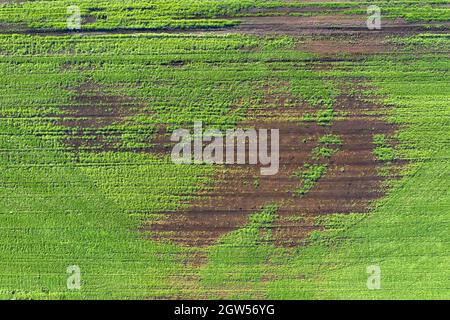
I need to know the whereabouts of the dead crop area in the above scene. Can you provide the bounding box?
[0,0,449,301]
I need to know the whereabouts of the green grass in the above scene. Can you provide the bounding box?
[373,134,395,162]
[319,134,342,146]
[0,120,210,299]
[0,2,449,300]
[293,164,328,196]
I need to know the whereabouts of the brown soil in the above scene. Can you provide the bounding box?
[232,15,448,36]
[273,91,396,246]
[82,15,97,25]
[56,82,175,155]
[56,84,133,151]
[145,84,398,248]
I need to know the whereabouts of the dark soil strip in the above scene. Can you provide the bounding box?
[233,16,450,36]
[0,14,448,36]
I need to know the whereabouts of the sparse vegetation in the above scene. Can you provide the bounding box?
[373,134,395,162]
[293,164,328,196]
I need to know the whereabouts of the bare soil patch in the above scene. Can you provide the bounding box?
[55,83,175,153]
[146,87,398,248]
[232,15,449,36]
[3,13,447,36]
[56,83,136,151]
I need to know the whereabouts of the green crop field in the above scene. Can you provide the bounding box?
[0,0,449,301]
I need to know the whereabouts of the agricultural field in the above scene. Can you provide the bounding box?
[0,0,449,301]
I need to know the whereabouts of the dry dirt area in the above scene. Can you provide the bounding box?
[231,15,445,36]
[146,86,398,248]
